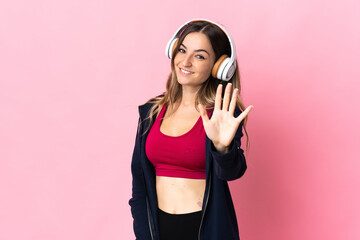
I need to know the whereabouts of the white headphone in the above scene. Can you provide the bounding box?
[165,18,237,81]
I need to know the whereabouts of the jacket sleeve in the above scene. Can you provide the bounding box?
[128,116,152,240]
[210,107,247,181]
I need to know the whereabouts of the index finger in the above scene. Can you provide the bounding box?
[236,105,254,123]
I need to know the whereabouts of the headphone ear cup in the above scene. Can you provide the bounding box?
[212,54,229,79]
[171,39,179,58]
[218,57,231,80]
[166,38,179,59]
[224,60,236,80]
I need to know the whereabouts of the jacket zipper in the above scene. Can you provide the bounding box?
[198,173,211,240]
[146,196,154,240]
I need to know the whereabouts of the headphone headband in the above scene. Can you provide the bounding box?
[165,18,237,81]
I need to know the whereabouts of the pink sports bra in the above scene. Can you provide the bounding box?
[145,104,212,179]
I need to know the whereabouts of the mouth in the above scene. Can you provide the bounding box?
[179,67,194,75]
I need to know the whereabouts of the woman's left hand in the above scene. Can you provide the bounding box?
[198,83,253,154]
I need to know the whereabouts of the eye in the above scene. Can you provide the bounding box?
[178,48,185,53]
[196,55,205,60]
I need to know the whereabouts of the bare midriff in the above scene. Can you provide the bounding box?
[156,176,205,214]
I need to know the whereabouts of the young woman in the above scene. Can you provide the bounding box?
[129,19,253,240]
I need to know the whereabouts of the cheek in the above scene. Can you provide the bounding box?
[201,62,214,75]
[173,58,178,66]
[172,55,179,65]
[173,53,184,65]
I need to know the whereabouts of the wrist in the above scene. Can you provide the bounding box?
[213,142,230,154]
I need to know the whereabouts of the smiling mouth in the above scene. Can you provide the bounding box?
[179,68,194,74]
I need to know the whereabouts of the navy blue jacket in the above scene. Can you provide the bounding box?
[129,96,247,240]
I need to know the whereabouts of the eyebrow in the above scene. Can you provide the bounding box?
[181,43,210,56]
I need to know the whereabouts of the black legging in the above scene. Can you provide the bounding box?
[157,208,203,240]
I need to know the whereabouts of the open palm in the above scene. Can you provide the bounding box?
[198,83,253,153]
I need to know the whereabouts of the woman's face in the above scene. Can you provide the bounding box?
[174,32,216,88]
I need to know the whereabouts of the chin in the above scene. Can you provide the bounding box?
[175,74,189,85]
[176,79,189,86]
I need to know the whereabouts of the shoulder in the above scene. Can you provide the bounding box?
[139,93,164,106]
[138,93,165,120]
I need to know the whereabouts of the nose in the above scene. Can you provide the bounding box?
[182,54,192,67]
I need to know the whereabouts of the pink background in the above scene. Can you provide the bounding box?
[0,0,359,239]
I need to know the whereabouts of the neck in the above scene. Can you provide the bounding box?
[179,85,201,107]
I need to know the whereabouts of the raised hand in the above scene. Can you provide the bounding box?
[198,83,253,154]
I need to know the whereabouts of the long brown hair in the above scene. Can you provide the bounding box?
[141,20,250,155]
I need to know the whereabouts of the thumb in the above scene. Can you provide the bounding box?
[198,104,210,123]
